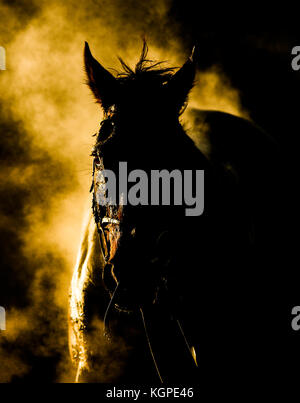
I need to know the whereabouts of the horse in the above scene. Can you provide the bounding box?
[69,41,279,384]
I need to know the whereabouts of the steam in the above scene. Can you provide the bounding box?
[0,0,246,382]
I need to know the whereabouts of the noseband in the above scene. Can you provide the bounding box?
[90,138,198,383]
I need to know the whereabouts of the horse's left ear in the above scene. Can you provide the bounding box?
[84,42,118,111]
[167,47,196,111]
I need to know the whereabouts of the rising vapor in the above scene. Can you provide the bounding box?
[0,0,246,382]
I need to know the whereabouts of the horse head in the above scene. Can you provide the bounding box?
[84,41,205,316]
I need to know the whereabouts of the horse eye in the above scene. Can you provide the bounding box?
[98,119,115,142]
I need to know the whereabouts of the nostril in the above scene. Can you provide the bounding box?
[114,286,137,313]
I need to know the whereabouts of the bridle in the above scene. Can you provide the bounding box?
[89,127,198,384]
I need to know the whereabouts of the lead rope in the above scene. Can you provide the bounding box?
[140,307,164,384]
[176,319,198,367]
[103,282,119,337]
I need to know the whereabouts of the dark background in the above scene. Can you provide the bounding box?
[169,0,298,345]
[169,21,299,393]
[0,0,299,387]
[169,4,300,391]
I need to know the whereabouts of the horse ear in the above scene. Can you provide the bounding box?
[84,42,118,110]
[167,47,196,111]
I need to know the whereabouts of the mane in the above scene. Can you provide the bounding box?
[116,40,176,86]
[90,40,191,155]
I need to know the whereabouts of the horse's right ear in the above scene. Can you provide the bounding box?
[84,42,118,111]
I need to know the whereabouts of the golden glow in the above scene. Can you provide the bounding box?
[0,0,247,382]
[191,346,198,367]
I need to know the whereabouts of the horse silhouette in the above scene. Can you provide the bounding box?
[69,41,279,384]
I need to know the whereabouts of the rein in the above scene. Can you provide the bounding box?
[90,148,198,383]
